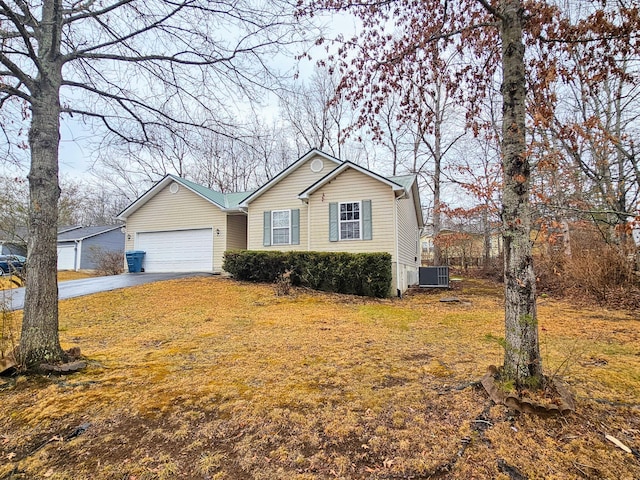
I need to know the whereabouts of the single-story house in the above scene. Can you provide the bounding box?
[57,225,125,271]
[117,149,424,294]
[1,225,90,257]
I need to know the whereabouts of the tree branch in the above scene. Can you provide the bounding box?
[0,83,32,103]
[475,0,502,20]
[0,52,34,91]
[0,0,42,79]
[63,0,135,25]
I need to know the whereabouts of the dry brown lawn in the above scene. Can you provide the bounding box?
[1,277,639,479]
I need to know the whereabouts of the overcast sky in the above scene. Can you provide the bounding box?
[50,10,360,182]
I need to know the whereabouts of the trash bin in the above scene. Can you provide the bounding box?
[125,250,146,273]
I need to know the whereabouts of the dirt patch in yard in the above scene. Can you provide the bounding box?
[1,277,639,479]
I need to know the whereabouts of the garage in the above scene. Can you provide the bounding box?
[135,228,213,272]
[57,244,77,270]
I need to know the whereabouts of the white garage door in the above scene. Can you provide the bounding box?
[136,229,213,272]
[57,244,77,271]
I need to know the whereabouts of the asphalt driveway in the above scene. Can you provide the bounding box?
[2,272,212,311]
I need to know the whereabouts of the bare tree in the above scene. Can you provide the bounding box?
[0,0,310,367]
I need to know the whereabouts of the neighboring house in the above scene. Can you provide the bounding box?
[118,149,424,294]
[0,226,28,256]
[420,227,502,267]
[0,225,80,256]
[57,225,125,271]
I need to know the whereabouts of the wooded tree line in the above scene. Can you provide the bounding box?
[1,0,638,391]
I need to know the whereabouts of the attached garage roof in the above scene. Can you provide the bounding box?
[117,174,253,219]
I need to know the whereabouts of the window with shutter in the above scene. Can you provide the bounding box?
[339,201,361,240]
[272,210,291,245]
[330,200,372,241]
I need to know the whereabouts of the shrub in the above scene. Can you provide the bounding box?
[535,226,640,308]
[90,247,125,276]
[223,250,393,298]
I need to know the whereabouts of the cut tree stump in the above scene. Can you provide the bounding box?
[39,361,87,374]
[481,365,575,415]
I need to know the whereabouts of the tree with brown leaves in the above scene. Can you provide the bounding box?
[300,0,640,389]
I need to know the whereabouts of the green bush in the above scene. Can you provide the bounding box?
[223,250,392,298]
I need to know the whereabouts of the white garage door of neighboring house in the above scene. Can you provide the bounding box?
[135,229,213,272]
[57,244,77,271]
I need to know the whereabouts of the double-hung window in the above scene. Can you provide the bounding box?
[329,200,372,242]
[263,209,299,246]
[339,201,361,240]
[272,210,291,245]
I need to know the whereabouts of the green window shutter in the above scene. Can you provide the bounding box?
[291,209,300,245]
[362,200,372,240]
[263,211,271,246]
[329,203,338,242]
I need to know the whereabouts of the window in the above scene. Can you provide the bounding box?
[263,209,299,246]
[329,201,371,242]
[272,210,291,245]
[339,202,361,240]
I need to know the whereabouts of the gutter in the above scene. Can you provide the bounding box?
[394,188,409,297]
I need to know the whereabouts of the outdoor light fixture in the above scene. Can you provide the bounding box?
[216,228,220,236]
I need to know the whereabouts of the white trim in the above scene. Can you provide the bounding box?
[57,225,122,242]
[117,174,225,220]
[395,197,400,295]
[271,209,291,245]
[338,201,362,241]
[310,158,324,172]
[299,161,405,200]
[239,149,342,207]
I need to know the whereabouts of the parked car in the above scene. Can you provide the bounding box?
[0,255,26,276]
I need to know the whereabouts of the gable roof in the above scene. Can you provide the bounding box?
[117,174,251,219]
[238,149,342,208]
[298,161,423,228]
[298,160,406,200]
[57,225,122,242]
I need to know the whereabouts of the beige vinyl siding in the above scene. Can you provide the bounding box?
[247,155,338,251]
[307,168,396,257]
[396,186,420,266]
[125,182,228,271]
[226,214,247,251]
[396,183,421,290]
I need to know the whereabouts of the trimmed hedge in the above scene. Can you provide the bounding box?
[223,250,392,298]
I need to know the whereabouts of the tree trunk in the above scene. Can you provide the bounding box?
[19,0,66,367]
[483,205,492,267]
[431,95,443,267]
[500,0,543,388]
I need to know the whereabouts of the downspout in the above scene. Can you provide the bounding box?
[306,199,311,251]
[239,205,248,249]
[394,189,409,297]
[74,240,79,271]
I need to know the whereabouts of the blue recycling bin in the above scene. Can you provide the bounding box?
[125,250,145,273]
